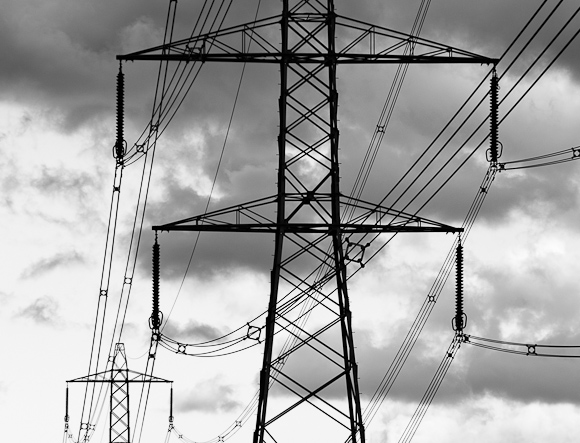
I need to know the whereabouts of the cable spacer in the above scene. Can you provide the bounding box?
[345,239,369,267]
[526,344,537,356]
[247,323,262,341]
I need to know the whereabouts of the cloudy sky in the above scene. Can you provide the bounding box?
[2,0,580,442]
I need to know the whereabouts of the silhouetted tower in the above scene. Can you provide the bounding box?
[118,1,494,441]
[68,343,172,443]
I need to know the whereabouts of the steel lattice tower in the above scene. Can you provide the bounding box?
[119,1,495,441]
[69,343,172,443]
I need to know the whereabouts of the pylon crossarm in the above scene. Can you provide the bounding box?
[152,190,462,233]
[152,222,462,233]
[118,14,496,65]
[117,15,282,62]
[153,194,277,231]
[335,15,497,63]
[68,369,172,384]
[151,193,462,233]
[340,195,463,232]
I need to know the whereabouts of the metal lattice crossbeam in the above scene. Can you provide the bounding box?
[117,7,497,65]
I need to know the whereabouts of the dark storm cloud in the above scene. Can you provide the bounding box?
[368,1,580,83]
[0,0,183,130]
[21,251,85,279]
[17,296,59,325]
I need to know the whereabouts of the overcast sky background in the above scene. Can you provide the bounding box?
[1,0,580,442]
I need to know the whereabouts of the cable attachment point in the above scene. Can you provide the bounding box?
[150,231,163,330]
[487,69,500,165]
[113,62,126,164]
[452,237,467,333]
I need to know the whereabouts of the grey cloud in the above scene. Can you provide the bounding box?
[17,296,59,325]
[31,167,97,194]
[163,320,224,343]
[21,251,85,279]
[261,255,580,407]
[177,379,241,413]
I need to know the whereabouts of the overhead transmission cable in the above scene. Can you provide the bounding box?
[80,1,183,440]
[160,0,263,335]
[352,0,570,254]
[134,2,243,443]
[397,335,463,443]
[463,335,580,358]
[414,6,580,216]
[76,65,126,443]
[128,4,181,443]
[371,0,563,219]
[364,11,580,442]
[345,0,574,433]
[123,0,232,166]
[75,1,236,442]
[498,145,580,170]
[344,0,432,219]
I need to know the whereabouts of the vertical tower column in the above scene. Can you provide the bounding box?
[110,344,130,443]
[254,1,365,442]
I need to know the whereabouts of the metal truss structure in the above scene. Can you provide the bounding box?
[118,1,495,442]
[69,343,172,443]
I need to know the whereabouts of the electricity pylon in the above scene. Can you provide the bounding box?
[68,343,172,443]
[118,1,495,442]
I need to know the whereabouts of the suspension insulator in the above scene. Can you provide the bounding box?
[169,385,174,424]
[115,65,125,163]
[452,240,467,332]
[489,70,499,164]
[151,233,162,330]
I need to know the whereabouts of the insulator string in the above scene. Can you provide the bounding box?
[151,231,162,330]
[452,237,466,333]
[115,62,126,163]
[488,69,500,164]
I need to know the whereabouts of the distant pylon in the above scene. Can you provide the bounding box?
[68,343,172,443]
